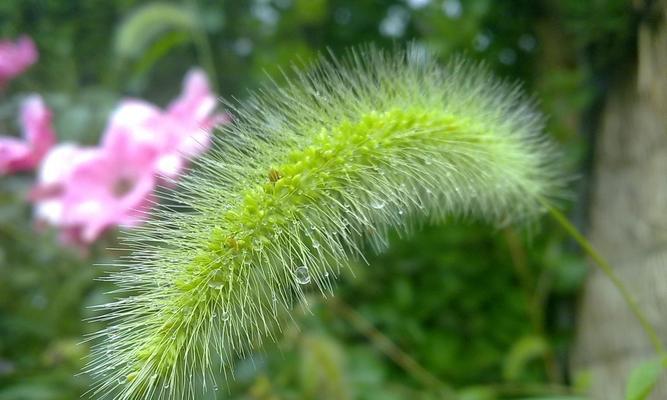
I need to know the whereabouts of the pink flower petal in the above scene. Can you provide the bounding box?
[102,100,166,170]
[0,35,38,87]
[20,95,55,162]
[32,68,226,246]
[167,68,217,122]
[156,153,185,178]
[0,95,55,174]
[32,143,98,225]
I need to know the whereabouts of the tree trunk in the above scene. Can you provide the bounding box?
[572,1,667,398]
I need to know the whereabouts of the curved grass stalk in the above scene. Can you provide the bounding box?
[87,45,566,399]
[544,202,666,356]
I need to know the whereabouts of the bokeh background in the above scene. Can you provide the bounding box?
[0,1,657,399]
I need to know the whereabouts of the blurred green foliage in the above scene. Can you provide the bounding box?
[0,0,639,399]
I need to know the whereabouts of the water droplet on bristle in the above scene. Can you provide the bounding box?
[208,269,224,289]
[295,266,311,284]
[371,199,386,209]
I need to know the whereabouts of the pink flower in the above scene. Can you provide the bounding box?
[60,149,156,244]
[102,68,227,180]
[0,36,38,87]
[30,68,224,246]
[32,142,156,245]
[0,95,55,174]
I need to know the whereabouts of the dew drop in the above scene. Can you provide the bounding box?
[295,266,311,284]
[221,310,230,322]
[425,157,433,165]
[398,209,405,215]
[370,199,386,209]
[207,269,224,290]
[213,385,219,391]
[117,378,125,385]
[107,326,119,340]
[312,240,320,249]
[164,384,170,389]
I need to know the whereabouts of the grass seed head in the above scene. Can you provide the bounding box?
[86,45,565,399]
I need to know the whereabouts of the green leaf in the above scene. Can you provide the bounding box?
[114,2,195,59]
[503,335,549,381]
[625,357,665,400]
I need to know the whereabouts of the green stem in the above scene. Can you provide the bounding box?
[186,0,219,90]
[542,199,666,356]
[328,298,456,398]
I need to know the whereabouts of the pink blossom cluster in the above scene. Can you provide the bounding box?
[37,69,225,245]
[0,35,225,246]
[0,36,38,88]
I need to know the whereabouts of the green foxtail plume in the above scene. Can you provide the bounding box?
[87,45,564,399]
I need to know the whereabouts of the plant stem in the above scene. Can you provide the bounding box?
[328,298,456,398]
[186,0,219,90]
[542,200,666,356]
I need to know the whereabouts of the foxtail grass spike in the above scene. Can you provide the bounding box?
[87,45,564,399]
